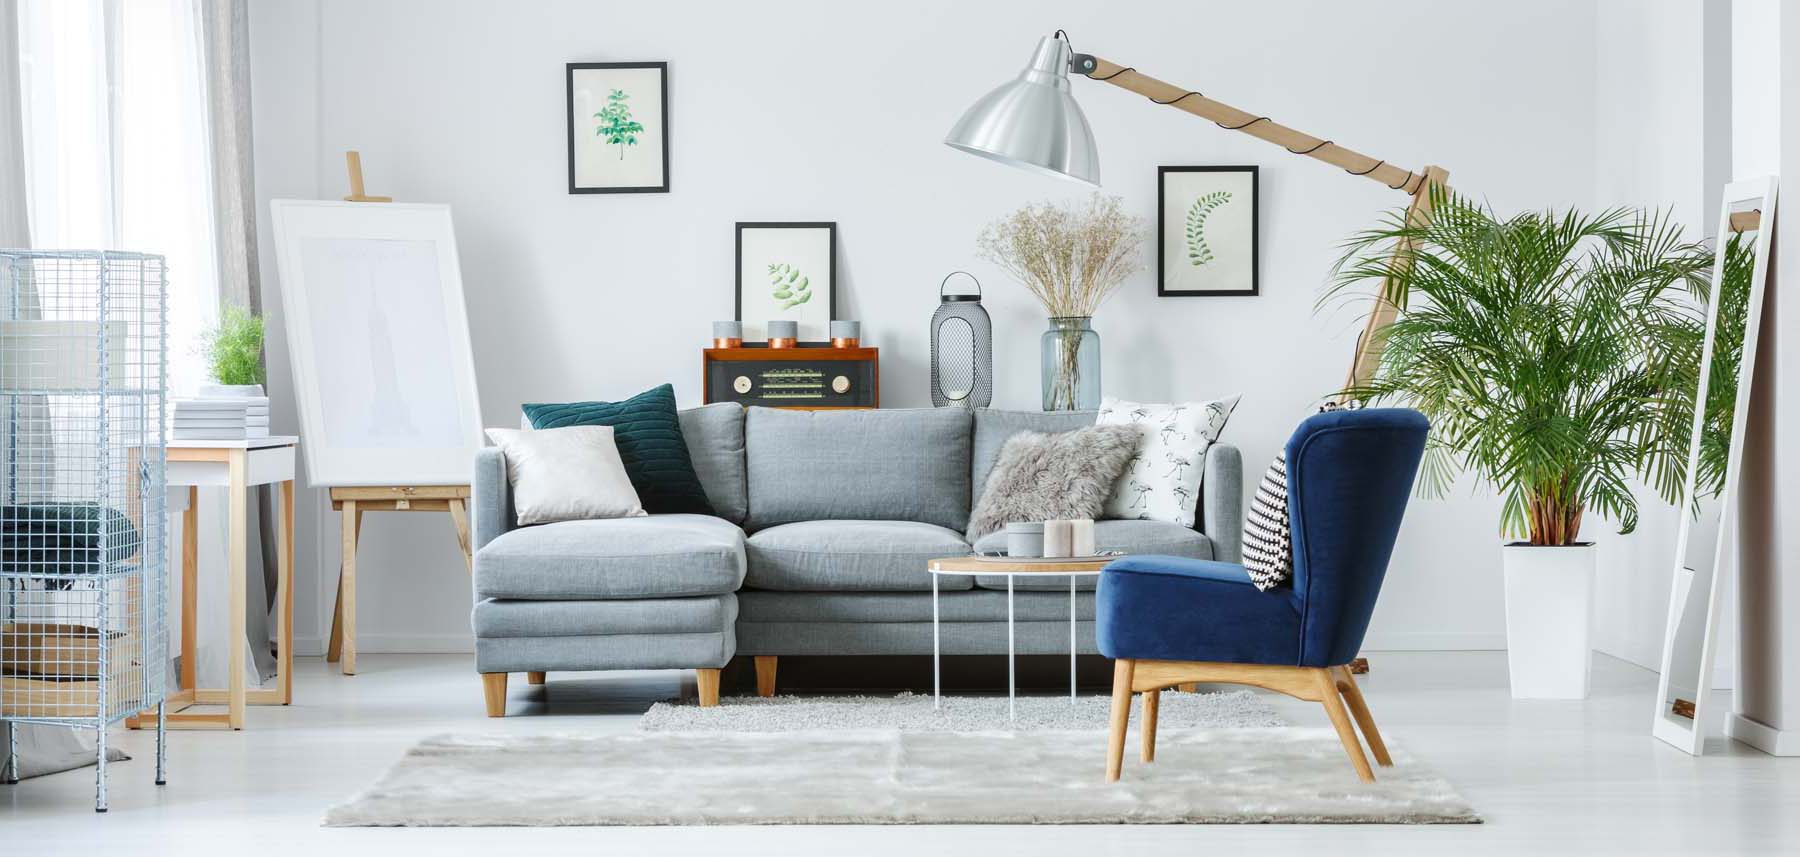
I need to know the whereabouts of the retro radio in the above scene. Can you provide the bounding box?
[702,347,879,409]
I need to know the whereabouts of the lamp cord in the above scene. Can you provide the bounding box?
[1066,47,1425,194]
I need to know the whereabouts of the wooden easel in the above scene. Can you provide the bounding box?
[323,152,473,676]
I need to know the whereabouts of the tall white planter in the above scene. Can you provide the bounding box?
[1501,543,1595,699]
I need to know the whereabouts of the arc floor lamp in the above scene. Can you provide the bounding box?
[944,32,1449,396]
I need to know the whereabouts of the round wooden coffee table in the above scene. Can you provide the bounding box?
[925,555,1117,721]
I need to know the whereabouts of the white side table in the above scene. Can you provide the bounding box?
[126,436,297,731]
[925,555,1113,722]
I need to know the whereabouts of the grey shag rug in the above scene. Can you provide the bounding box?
[326,728,1480,826]
[638,690,1286,732]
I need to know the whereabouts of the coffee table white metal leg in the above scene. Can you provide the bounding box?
[932,572,941,709]
[1007,575,1016,723]
[1070,575,1078,701]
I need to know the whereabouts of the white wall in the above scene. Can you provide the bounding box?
[248,0,1603,655]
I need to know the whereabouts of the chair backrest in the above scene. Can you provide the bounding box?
[1287,408,1429,667]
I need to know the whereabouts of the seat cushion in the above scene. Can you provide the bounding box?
[970,519,1214,591]
[473,513,744,600]
[523,384,715,516]
[744,520,974,592]
[744,407,973,532]
[1096,554,1303,665]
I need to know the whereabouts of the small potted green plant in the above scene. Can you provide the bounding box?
[200,306,266,396]
[1330,188,1712,699]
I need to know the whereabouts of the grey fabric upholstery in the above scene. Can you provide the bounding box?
[473,595,735,638]
[968,519,1214,590]
[737,620,1096,656]
[744,407,973,532]
[474,596,738,672]
[472,446,513,551]
[474,513,745,600]
[737,589,1092,623]
[680,403,748,525]
[1204,442,1244,563]
[476,630,736,673]
[970,409,1096,510]
[744,520,974,592]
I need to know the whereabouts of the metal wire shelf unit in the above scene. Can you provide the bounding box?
[0,249,168,812]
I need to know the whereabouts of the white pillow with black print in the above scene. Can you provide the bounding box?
[1097,394,1241,526]
[1242,450,1293,590]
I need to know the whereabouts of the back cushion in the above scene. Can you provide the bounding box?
[679,403,748,525]
[971,409,1096,509]
[745,407,973,531]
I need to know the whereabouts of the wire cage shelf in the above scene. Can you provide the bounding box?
[0,250,168,811]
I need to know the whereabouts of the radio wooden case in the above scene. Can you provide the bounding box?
[703,347,879,410]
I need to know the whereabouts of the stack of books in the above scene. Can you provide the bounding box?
[171,397,270,441]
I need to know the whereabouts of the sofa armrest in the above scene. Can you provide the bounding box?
[1202,442,1243,564]
[473,446,513,552]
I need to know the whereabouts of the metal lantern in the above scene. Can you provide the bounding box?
[930,271,993,408]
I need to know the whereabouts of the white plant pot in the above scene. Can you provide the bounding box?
[1501,542,1595,699]
[198,383,264,398]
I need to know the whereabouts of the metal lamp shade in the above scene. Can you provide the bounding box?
[944,35,1100,187]
[931,273,993,408]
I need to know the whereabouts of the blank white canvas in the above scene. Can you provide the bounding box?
[270,201,483,486]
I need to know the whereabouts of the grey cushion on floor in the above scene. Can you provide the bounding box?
[745,407,973,532]
[474,513,745,600]
[967,519,1214,591]
[744,520,975,592]
[737,589,1093,623]
[473,595,737,638]
[970,408,1096,510]
[681,403,748,525]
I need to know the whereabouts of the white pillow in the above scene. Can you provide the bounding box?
[484,426,646,525]
[1097,394,1241,526]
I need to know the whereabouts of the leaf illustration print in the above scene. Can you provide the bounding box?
[594,89,646,160]
[1185,190,1233,266]
[767,262,814,311]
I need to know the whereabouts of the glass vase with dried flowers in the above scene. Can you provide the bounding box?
[978,194,1145,410]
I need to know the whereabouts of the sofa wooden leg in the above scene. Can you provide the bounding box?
[481,673,508,718]
[1333,665,1392,767]
[526,671,546,686]
[1141,688,1160,763]
[1105,659,1135,782]
[753,656,777,698]
[1315,668,1374,782]
[696,668,721,707]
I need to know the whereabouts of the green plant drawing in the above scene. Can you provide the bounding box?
[593,88,645,160]
[767,262,813,311]
[202,306,266,386]
[1185,191,1233,266]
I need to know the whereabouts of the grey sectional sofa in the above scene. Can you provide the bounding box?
[470,405,1242,714]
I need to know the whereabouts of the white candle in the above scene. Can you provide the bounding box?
[1071,519,1096,557]
[1043,520,1073,558]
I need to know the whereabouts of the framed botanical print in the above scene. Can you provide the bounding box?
[1158,166,1258,296]
[567,62,669,193]
[736,222,836,345]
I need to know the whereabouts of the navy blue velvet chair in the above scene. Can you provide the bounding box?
[1097,408,1429,782]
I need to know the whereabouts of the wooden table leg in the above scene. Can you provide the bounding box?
[278,479,295,704]
[447,498,472,574]
[226,451,248,730]
[182,486,198,693]
[340,500,359,676]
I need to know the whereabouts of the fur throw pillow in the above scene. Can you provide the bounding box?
[966,424,1140,539]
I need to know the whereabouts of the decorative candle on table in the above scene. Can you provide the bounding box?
[1042,520,1073,558]
[1004,521,1044,558]
[712,321,743,348]
[1070,518,1096,557]
[830,320,860,348]
[766,320,798,349]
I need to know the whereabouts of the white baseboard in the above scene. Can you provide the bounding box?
[1728,713,1800,756]
[1359,632,1507,651]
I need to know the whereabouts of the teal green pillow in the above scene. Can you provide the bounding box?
[522,385,714,516]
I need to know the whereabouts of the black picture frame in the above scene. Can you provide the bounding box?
[735,222,837,347]
[567,61,670,194]
[1157,165,1259,297]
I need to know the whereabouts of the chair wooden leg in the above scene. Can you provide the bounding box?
[1141,689,1160,763]
[696,668,721,707]
[526,671,546,686]
[1105,659,1135,782]
[1334,665,1392,767]
[482,673,508,718]
[1315,668,1374,782]
[754,656,778,698]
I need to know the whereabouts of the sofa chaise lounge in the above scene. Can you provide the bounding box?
[470,405,1242,714]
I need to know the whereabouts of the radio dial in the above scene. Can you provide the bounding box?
[733,375,753,394]
[831,375,852,394]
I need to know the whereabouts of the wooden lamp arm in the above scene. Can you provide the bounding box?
[1079,56,1448,395]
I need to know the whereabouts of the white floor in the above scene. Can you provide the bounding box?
[3,651,1796,856]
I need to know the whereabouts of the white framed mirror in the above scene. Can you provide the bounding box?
[1653,176,1778,755]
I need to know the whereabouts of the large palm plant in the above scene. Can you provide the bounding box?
[1327,188,1713,546]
